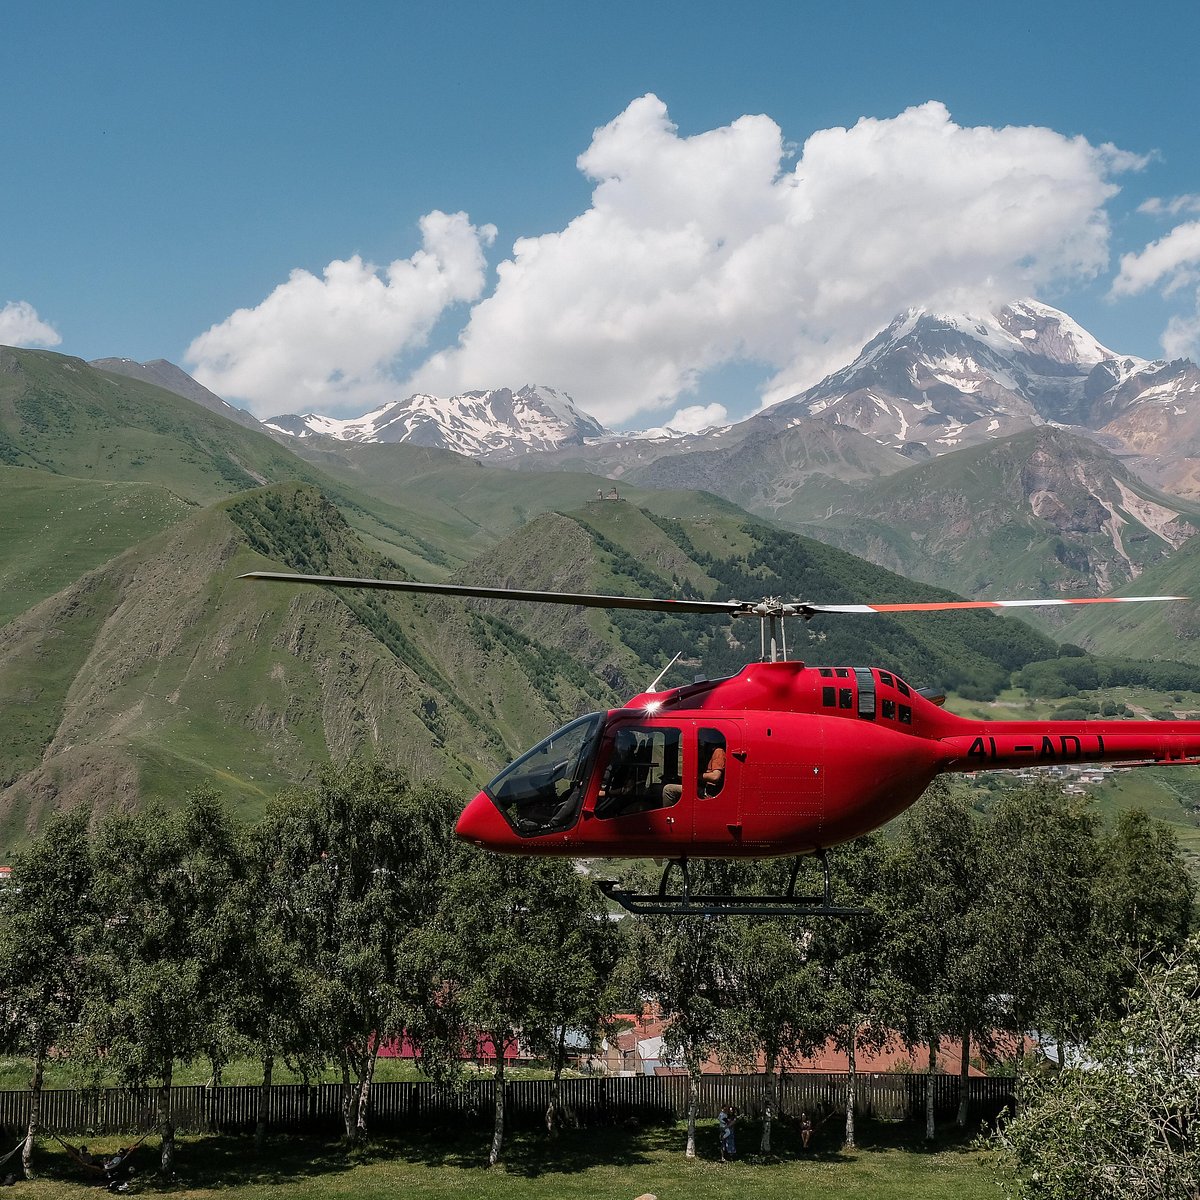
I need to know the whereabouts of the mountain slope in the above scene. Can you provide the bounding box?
[90,356,263,431]
[278,436,747,567]
[0,484,621,849]
[784,427,1200,604]
[0,347,560,582]
[460,499,1058,702]
[0,347,315,503]
[0,465,191,626]
[1058,534,1200,663]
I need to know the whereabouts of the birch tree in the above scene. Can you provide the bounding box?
[715,860,833,1155]
[85,789,243,1176]
[980,781,1110,1064]
[256,761,456,1144]
[0,809,98,1180]
[623,864,744,1159]
[881,779,998,1141]
[418,847,618,1165]
[809,834,891,1148]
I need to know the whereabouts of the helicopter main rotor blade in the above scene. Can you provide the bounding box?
[240,571,750,615]
[798,595,1189,615]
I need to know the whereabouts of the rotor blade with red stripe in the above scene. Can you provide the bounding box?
[242,573,1189,619]
[799,595,1189,615]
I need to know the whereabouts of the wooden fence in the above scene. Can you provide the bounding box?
[0,1073,1015,1136]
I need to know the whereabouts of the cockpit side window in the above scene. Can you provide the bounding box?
[484,713,603,837]
[595,726,683,820]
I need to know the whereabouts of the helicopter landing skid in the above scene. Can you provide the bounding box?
[597,851,867,918]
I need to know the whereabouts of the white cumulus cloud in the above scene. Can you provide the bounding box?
[185,211,496,416]
[1112,220,1200,360]
[1138,195,1200,218]
[409,97,1140,424]
[635,403,729,438]
[0,300,61,348]
[1163,308,1200,360]
[1112,221,1200,297]
[664,403,728,434]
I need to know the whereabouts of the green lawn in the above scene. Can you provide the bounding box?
[14,1121,998,1200]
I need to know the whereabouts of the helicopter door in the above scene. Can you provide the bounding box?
[691,719,743,847]
[591,723,687,843]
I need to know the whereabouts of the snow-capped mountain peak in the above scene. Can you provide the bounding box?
[761,299,1190,459]
[265,384,608,458]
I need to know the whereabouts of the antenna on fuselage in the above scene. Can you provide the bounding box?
[646,651,682,692]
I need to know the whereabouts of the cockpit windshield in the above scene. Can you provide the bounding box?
[484,713,604,837]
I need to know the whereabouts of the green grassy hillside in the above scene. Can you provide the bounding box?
[0,485,628,852]
[1058,534,1200,662]
[0,465,191,625]
[0,348,321,503]
[286,437,746,567]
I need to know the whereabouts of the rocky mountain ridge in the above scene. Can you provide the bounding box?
[765,299,1199,461]
[265,384,608,458]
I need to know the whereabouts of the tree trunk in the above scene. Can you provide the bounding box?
[255,1055,273,1154]
[340,1057,359,1143]
[684,1063,700,1159]
[488,1038,507,1167]
[204,1060,222,1133]
[760,1048,776,1155]
[845,1021,858,1150]
[925,1036,939,1143]
[956,1027,971,1129]
[546,1025,567,1136]
[158,1067,176,1177]
[21,1050,44,1179]
[355,1039,376,1139]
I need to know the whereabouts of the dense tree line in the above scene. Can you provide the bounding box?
[0,767,1194,1179]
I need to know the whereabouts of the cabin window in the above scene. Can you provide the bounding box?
[899,704,912,725]
[485,712,604,837]
[819,668,833,677]
[839,688,853,709]
[595,726,684,819]
[882,698,896,720]
[879,672,894,687]
[822,686,836,706]
[697,729,727,798]
[835,668,850,678]
[896,679,911,697]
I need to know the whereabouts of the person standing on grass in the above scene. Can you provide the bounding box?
[718,1105,738,1160]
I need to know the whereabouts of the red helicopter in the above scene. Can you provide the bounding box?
[245,571,1198,915]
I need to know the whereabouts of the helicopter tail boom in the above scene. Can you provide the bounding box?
[939,720,1200,772]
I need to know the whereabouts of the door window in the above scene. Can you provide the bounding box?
[595,726,683,819]
[697,729,727,798]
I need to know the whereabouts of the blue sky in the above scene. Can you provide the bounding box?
[4,1,1200,429]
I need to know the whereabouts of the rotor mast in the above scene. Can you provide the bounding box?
[751,599,792,663]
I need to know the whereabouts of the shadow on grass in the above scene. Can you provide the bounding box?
[718,1114,990,1167]
[27,1114,990,1190]
[28,1136,356,1192]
